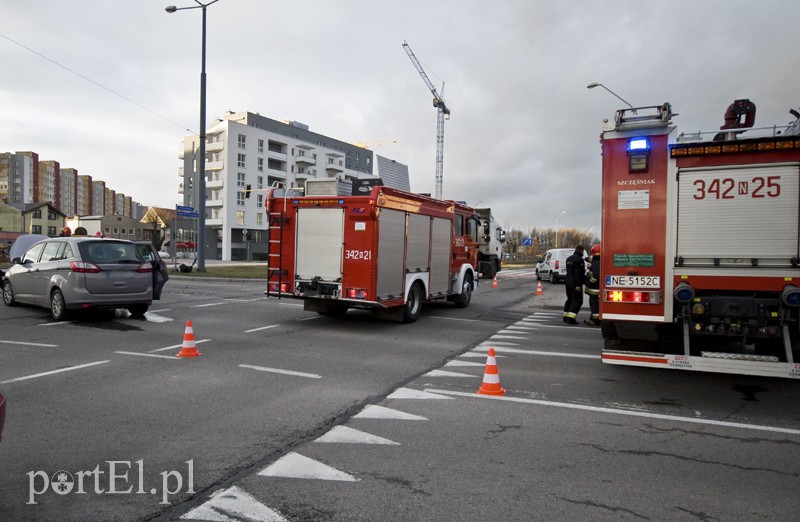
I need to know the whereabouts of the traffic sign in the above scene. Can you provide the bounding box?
[176,205,194,212]
[522,237,532,247]
[177,211,199,219]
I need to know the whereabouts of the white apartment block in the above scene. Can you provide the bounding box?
[178,111,410,261]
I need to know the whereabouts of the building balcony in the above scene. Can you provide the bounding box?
[206,160,224,171]
[178,167,184,178]
[206,199,224,208]
[207,178,224,189]
[206,218,223,227]
[206,141,224,153]
[267,150,287,161]
[178,183,184,195]
[325,162,344,174]
[295,155,315,166]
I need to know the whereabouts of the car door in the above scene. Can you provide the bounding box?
[29,241,63,304]
[542,252,553,278]
[12,242,46,300]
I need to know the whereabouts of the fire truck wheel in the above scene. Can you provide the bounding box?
[452,274,473,309]
[402,282,424,323]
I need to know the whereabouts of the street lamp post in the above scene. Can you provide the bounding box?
[166,0,220,272]
[555,210,566,248]
[587,82,634,110]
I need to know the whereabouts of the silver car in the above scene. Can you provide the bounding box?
[2,237,153,320]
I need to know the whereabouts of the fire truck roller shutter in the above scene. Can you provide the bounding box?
[377,208,406,299]
[430,217,451,295]
[406,213,431,273]
[676,165,799,267]
[296,208,345,281]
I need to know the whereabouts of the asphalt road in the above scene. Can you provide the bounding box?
[1,269,798,521]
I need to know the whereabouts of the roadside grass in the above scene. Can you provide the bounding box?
[169,264,268,279]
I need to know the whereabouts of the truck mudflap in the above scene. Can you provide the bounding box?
[602,349,800,379]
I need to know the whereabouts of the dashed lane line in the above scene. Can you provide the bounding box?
[150,339,211,353]
[0,360,110,385]
[244,324,279,333]
[424,389,800,436]
[0,340,58,348]
[115,351,182,360]
[239,364,321,379]
[190,302,226,308]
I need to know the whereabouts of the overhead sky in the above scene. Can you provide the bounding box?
[2,1,798,234]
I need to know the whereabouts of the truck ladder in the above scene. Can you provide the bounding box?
[265,182,300,299]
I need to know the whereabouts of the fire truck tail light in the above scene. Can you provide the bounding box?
[673,282,695,303]
[781,285,800,307]
[347,288,368,299]
[605,290,662,304]
[268,282,290,293]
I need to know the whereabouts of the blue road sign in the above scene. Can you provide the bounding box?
[522,237,532,247]
[176,205,194,212]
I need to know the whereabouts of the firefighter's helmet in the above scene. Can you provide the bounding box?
[60,226,72,237]
[591,243,601,256]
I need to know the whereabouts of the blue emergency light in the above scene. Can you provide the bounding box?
[627,137,651,173]
[627,137,650,152]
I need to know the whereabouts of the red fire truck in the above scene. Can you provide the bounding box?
[599,100,800,378]
[264,185,480,322]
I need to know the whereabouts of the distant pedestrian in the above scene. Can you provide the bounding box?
[563,245,585,324]
[584,243,601,326]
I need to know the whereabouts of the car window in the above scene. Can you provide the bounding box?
[41,242,62,261]
[79,241,143,264]
[55,242,75,261]
[136,245,155,262]
[22,243,46,264]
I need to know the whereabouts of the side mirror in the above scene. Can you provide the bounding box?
[12,257,22,265]
[499,230,507,243]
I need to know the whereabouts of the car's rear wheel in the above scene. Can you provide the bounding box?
[2,280,17,306]
[550,271,558,284]
[50,289,67,321]
[128,304,149,318]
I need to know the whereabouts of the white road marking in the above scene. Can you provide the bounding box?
[0,360,110,385]
[0,340,58,348]
[148,309,172,313]
[143,312,173,323]
[225,297,269,302]
[388,387,452,400]
[491,334,529,340]
[297,315,323,321]
[180,485,287,521]
[150,339,211,353]
[259,452,359,481]
[505,325,538,331]
[424,389,800,435]
[473,346,600,359]
[115,351,182,360]
[497,330,529,336]
[37,321,75,327]
[445,360,485,367]
[191,302,226,308]
[244,324,279,333]
[459,352,506,358]
[315,426,400,445]
[278,303,304,307]
[428,316,481,323]
[425,369,478,378]
[239,364,321,379]
[353,405,427,421]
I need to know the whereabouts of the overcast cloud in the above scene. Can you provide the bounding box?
[2,1,798,234]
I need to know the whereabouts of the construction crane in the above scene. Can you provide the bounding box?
[402,40,450,200]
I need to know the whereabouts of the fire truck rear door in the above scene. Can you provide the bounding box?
[296,208,344,280]
[677,165,799,266]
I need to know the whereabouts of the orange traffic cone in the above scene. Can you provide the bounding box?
[535,281,543,295]
[177,320,202,357]
[477,348,505,396]
[492,276,499,289]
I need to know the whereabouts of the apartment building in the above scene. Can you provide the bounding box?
[178,111,410,261]
[0,151,140,232]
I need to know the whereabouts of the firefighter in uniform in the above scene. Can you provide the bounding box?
[563,245,585,324]
[584,243,601,326]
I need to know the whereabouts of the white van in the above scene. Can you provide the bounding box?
[536,248,575,283]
